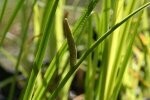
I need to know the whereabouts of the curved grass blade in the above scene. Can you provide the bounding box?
[33,0,100,99]
[50,2,150,99]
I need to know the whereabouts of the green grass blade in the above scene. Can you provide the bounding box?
[8,1,37,99]
[33,0,100,99]
[105,0,137,99]
[73,0,99,36]
[23,0,60,99]
[0,0,8,22]
[96,0,111,99]
[0,0,25,46]
[50,2,150,99]
[112,8,144,99]
[85,15,94,100]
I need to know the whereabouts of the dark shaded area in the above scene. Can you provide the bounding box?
[92,28,98,41]
[0,66,21,100]
[70,69,85,95]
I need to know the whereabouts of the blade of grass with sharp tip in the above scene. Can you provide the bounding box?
[50,2,150,99]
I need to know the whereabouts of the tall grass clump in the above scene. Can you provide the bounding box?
[0,0,150,99]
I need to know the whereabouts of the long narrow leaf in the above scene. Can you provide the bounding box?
[50,2,150,99]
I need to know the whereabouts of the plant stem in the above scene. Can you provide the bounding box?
[50,2,150,99]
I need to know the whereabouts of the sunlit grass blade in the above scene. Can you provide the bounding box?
[1,0,150,99]
[85,15,94,100]
[50,2,150,99]
[105,0,137,99]
[112,10,144,99]
[95,0,111,99]
[22,0,60,99]
[33,0,100,99]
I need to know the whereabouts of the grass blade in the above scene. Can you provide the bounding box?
[0,0,25,46]
[50,2,150,99]
[23,0,60,99]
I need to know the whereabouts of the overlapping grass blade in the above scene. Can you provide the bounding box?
[33,0,100,99]
[50,2,150,99]
[22,0,60,99]
[8,1,37,99]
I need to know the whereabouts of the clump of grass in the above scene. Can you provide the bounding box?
[0,0,150,99]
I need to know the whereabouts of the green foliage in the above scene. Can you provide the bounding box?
[0,0,150,99]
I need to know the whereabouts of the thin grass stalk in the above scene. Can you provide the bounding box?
[111,0,119,25]
[73,0,99,36]
[33,3,41,42]
[8,1,37,99]
[0,0,8,22]
[34,0,54,56]
[55,0,65,50]
[112,1,146,99]
[50,3,150,99]
[32,58,56,100]
[59,58,71,100]
[60,74,73,100]
[92,46,98,96]
[104,1,124,99]
[105,0,133,98]
[105,1,137,99]
[112,12,144,99]
[97,0,111,99]
[0,77,13,88]
[0,0,25,46]
[95,10,104,100]
[95,13,103,99]
[32,42,67,99]
[33,0,100,98]
[0,75,24,89]
[89,16,98,99]
[23,0,60,99]
[85,15,94,100]
[98,40,109,100]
